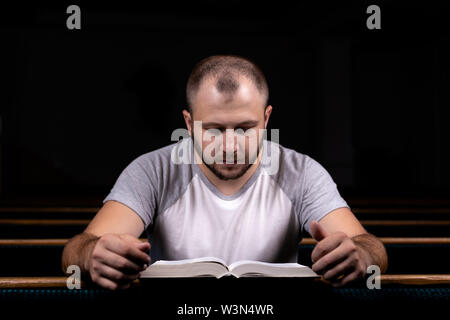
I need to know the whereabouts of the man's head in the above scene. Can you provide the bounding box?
[183,55,272,180]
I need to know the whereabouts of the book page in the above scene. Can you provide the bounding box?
[154,256,228,267]
[228,260,304,271]
[228,260,318,278]
[140,257,230,278]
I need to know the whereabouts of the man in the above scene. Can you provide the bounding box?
[62,55,388,290]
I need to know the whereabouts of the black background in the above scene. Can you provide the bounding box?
[1,0,449,201]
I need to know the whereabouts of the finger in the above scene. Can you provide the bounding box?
[97,278,132,291]
[96,263,141,284]
[98,249,148,273]
[310,221,328,242]
[104,237,151,265]
[312,242,352,274]
[323,258,354,282]
[331,270,361,288]
[95,276,122,291]
[123,235,151,256]
[311,232,347,263]
[136,241,151,252]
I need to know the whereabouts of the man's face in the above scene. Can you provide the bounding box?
[186,77,270,180]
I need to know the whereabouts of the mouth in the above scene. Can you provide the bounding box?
[222,163,238,168]
[218,159,246,166]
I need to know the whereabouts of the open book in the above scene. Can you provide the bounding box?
[140,257,318,278]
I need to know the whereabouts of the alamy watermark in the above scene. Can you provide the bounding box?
[66,5,81,30]
[366,264,381,289]
[66,264,81,289]
[366,5,381,30]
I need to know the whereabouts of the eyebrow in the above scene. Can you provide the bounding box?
[202,120,259,128]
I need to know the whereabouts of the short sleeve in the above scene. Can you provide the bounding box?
[103,158,157,229]
[299,155,350,235]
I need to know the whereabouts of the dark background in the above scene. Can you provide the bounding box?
[1,0,449,202]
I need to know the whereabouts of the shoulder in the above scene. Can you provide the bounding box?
[262,140,326,200]
[119,139,195,199]
[132,143,176,168]
[125,138,195,209]
[262,140,310,181]
[126,139,191,177]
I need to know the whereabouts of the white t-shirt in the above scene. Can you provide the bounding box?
[103,138,349,265]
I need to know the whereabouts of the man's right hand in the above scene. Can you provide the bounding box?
[87,233,151,290]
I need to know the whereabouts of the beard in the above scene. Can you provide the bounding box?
[204,162,253,181]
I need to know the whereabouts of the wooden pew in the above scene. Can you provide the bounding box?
[1,205,450,238]
[1,237,450,246]
[1,274,450,288]
[0,238,449,275]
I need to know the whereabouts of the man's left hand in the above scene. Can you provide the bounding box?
[309,220,371,287]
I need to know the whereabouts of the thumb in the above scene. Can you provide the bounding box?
[310,220,328,241]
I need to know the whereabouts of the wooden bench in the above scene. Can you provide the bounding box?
[0,237,449,275]
[1,206,450,238]
[2,274,450,288]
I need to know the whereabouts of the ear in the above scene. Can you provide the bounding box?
[182,109,193,136]
[264,105,273,129]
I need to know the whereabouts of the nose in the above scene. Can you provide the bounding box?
[223,129,237,162]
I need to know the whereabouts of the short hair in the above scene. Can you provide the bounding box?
[186,55,269,113]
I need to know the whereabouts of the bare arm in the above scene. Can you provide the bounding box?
[352,233,388,273]
[62,200,151,290]
[61,231,99,275]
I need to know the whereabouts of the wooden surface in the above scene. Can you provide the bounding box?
[360,220,450,226]
[312,274,450,285]
[300,237,450,245]
[0,277,137,288]
[2,219,450,227]
[1,275,450,288]
[1,237,450,246]
[0,239,69,245]
[1,206,449,214]
[379,274,450,285]
[0,207,99,213]
[0,219,91,225]
[346,198,450,206]
[1,196,448,207]
[0,277,68,288]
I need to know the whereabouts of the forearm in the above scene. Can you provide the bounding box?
[61,232,99,275]
[351,233,388,273]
